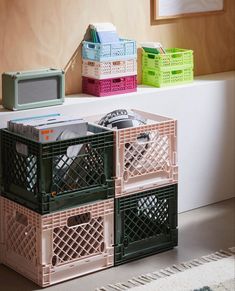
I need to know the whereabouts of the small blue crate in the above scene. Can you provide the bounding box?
[82,39,137,62]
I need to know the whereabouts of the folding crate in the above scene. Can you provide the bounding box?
[86,109,178,197]
[115,184,178,265]
[0,196,114,287]
[82,75,137,97]
[82,58,137,80]
[0,124,114,214]
[142,48,193,88]
[142,67,193,88]
[82,39,136,62]
[142,48,193,70]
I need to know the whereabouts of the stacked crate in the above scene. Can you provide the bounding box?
[82,39,137,96]
[142,48,194,87]
[87,109,178,265]
[0,124,115,287]
[0,109,179,285]
[114,109,178,264]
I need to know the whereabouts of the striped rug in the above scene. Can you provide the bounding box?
[96,248,235,291]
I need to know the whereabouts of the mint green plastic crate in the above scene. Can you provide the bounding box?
[142,67,193,88]
[142,48,193,70]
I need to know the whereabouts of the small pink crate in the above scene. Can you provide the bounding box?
[82,75,137,97]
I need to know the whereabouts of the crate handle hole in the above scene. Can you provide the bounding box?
[67,212,91,227]
[15,211,28,226]
[147,54,155,59]
[172,70,182,75]
[52,255,58,266]
[113,61,121,66]
[123,237,129,247]
[112,78,122,83]
[100,242,106,253]
[88,61,95,66]
[15,142,29,156]
[148,71,155,76]
[88,44,95,49]
[136,133,150,144]
[100,174,106,184]
[123,171,129,181]
[172,54,181,58]
[66,144,83,158]
[88,79,95,84]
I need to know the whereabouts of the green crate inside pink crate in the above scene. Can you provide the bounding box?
[142,66,193,88]
[142,48,193,70]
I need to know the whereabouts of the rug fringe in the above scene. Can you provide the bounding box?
[100,248,234,291]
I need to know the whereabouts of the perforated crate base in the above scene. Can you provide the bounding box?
[114,184,178,265]
[0,197,114,287]
[3,252,113,286]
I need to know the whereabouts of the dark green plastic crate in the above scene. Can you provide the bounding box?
[0,124,114,214]
[115,184,178,265]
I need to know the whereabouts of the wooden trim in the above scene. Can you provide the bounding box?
[151,0,226,24]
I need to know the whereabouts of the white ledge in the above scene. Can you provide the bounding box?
[0,71,234,117]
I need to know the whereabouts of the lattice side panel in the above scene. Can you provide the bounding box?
[2,197,40,266]
[52,217,104,265]
[5,147,37,192]
[124,130,171,178]
[6,215,37,263]
[52,144,104,193]
[123,195,170,243]
[118,120,176,180]
[41,199,114,266]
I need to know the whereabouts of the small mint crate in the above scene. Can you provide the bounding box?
[82,39,137,62]
[142,48,193,70]
[142,66,193,88]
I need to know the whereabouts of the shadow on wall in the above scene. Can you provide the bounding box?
[210,80,235,200]
[64,28,90,96]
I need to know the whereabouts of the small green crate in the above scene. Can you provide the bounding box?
[142,67,193,87]
[0,124,115,214]
[142,48,193,70]
[115,184,178,265]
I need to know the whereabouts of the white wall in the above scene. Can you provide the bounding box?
[0,71,234,212]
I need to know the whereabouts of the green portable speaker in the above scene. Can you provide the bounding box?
[2,68,65,111]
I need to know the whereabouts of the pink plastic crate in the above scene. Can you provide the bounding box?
[82,75,137,97]
[0,197,114,287]
[86,109,178,197]
[82,59,137,79]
